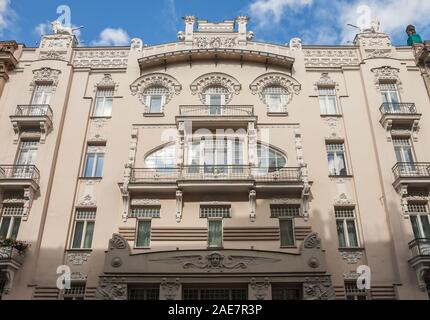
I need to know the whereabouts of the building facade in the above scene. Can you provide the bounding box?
[0,17,430,300]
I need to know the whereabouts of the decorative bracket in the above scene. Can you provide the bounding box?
[249,189,256,222]
[176,190,183,223]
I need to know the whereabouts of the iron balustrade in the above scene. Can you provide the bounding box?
[392,162,430,179]
[179,105,254,117]
[0,165,40,184]
[380,102,418,115]
[131,166,302,183]
[15,104,53,118]
[0,246,24,263]
[409,238,430,257]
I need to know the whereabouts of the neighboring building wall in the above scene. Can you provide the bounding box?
[0,18,429,300]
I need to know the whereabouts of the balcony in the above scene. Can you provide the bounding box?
[392,163,430,190]
[408,238,430,291]
[176,105,256,128]
[0,165,40,191]
[379,103,421,139]
[10,105,53,143]
[130,165,304,193]
[0,246,25,295]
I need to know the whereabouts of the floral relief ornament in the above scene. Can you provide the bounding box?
[29,67,61,92]
[190,73,242,104]
[371,66,403,91]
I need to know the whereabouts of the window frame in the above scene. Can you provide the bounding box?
[0,205,24,240]
[318,86,339,115]
[279,217,295,248]
[71,209,96,250]
[410,211,430,239]
[380,82,401,105]
[135,218,152,249]
[144,86,169,114]
[31,83,53,105]
[83,146,105,178]
[16,140,39,166]
[335,208,360,249]
[207,218,224,249]
[326,143,348,177]
[93,87,114,117]
[262,86,289,113]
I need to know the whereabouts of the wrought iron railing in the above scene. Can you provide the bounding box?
[380,102,418,115]
[14,104,53,118]
[0,165,40,184]
[179,105,254,117]
[0,246,24,263]
[131,166,302,183]
[392,163,430,179]
[409,238,430,257]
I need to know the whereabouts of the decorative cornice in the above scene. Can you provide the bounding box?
[190,72,241,104]
[30,67,61,92]
[314,73,339,92]
[94,74,119,93]
[371,66,402,91]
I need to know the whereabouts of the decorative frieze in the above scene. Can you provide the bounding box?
[190,72,241,104]
[194,36,237,49]
[73,50,129,69]
[160,278,181,300]
[304,49,359,68]
[68,252,91,266]
[40,34,75,49]
[340,251,364,264]
[303,277,336,300]
[314,73,339,92]
[95,278,127,300]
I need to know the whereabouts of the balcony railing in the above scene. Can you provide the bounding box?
[0,165,40,184]
[380,103,418,115]
[409,238,430,257]
[131,166,302,183]
[0,246,24,264]
[179,105,254,117]
[392,163,430,180]
[14,104,53,118]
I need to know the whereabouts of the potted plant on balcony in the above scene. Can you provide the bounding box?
[0,239,30,255]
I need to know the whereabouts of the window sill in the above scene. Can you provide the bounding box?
[320,114,342,118]
[267,112,288,117]
[143,113,165,117]
[207,246,224,250]
[280,246,297,249]
[338,247,365,252]
[66,249,93,253]
[78,177,103,181]
[329,175,353,179]
[90,116,112,120]
[134,247,151,250]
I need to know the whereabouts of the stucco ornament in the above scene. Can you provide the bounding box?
[95,278,127,300]
[190,72,241,104]
[109,234,128,250]
[160,278,181,300]
[361,20,380,33]
[94,73,119,93]
[68,252,90,266]
[303,233,321,249]
[250,72,301,110]
[30,67,61,92]
[314,73,339,92]
[130,38,143,51]
[303,277,336,300]
[289,37,302,51]
[250,278,270,300]
[340,251,364,264]
[371,66,403,91]
[51,20,74,35]
[130,73,182,110]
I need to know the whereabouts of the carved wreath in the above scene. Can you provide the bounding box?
[250,72,301,111]
[29,67,61,92]
[130,73,182,111]
[371,66,403,91]
[190,72,242,105]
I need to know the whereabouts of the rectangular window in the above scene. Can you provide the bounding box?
[63,283,86,300]
[71,209,96,249]
[129,287,160,300]
[208,219,223,248]
[130,207,161,219]
[345,281,368,300]
[200,206,231,219]
[94,88,114,117]
[16,140,39,166]
[272,286,301,300]
[380,82,400,105]
[0,205,24,240]
[335,208,360,248]
[410,214,430,239]
[279,219,295,247]
[319,87,338,115]
[183,287,247,300]
[136,220,151,248]
[83,146,105,178]
[32,84,52,105]
[326,143,348,176]
[393,138,414,164]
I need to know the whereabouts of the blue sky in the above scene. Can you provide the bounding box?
[0,0,428,47]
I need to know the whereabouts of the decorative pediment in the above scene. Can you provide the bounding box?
[95,74,119,93]
[130,73,182,106]
[371,66,403,91]
[190,72,241,104]
[314,73,339,92]
[30,67,61,92]
[250,72,301,108]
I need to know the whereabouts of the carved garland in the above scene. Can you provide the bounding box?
[250,72,301,112]
[130,73,182,112]
[190,72,241,104]
[371,66,403,91]
[29,67,61,92]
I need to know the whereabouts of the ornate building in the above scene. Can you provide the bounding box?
[0,17,430,300]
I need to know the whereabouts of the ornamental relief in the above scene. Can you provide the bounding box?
[193,36,237,49]
[130,73,182,109]
[371,66,403,91]
[94,74,119,93]
[250,72,301,109]
[30,67,61,92]
[190,72,241,104]
[314,73,340,92]
[73,50,129,69]
[304,49,360,68]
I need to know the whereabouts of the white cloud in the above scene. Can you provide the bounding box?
[0,0,13,34]
[33,22,50,37]
[249,0,313,28]
[91,28,130,46]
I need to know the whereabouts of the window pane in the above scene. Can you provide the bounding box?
[95,154,104,177]
[319,97,327,114]
[0,217,11,240]
[268,95,282,112]
[327,153,336,175]
[136,220,151,248]
[208,220,223,247]
[337,221,347,247]
[326,96,337,114]
[280,219,294,247]
[84,154,95,177]
[10,218,21,240]
[83,222,95,249]
[72,221,85,249]
[346,221,359,247]
[337,154,347,176]
[150,96,162,113]
[411,216,422,239]
[420,216,430,238]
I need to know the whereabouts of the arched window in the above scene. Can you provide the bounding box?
[144,86,169,113]
[145,145,176,170]
[203,86,230,114]
[263,86,289,113]
[257,144,287,172]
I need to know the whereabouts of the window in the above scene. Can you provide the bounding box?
[83,146,105,178]
[208,220,223,248]
[335,208,360,248]
[271,205,299,247]
[131,206,161,219]
[16,140,39,166]
[0,205,24,240]
[318,87,338,115]
[263,86,289,113]
[129,287,159,300]
[71,209,96,249]
[393,138,414,163]
[63,283,86,300]
[32,84,52,105]
[380,82,400,107]
[94,88,114,117]
[183,287,247,300]
[200,206,231,219]
[272,286,301,300]
[326,143,348,176]
[203,86,230,114]
[145,144,176,171]
[144,86,169,113]
[345,281,368,300]
[410,208,430,239]
[136,220,151,248]
[257,144,287,172]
